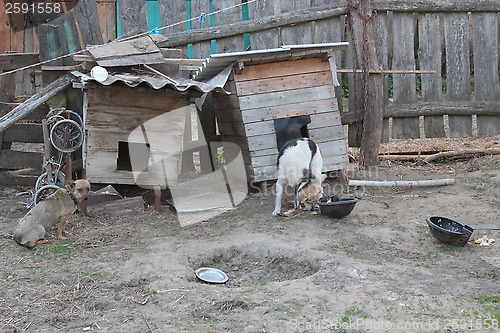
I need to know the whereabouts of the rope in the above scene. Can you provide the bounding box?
[0,0,259,77]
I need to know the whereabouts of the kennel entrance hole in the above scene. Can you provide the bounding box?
[273,115,311,151]
[190,246,320,287]
[117,141,151,171]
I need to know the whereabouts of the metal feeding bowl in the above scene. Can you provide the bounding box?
[195,267,228,284]
[426,215,474,247]
[318,195,358,218]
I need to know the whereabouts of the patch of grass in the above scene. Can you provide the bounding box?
[436,152,450,163]
[477,295,500,304]
[485,269,497,279]
[438,245,463,253]
[391,225,408,232]
[470,185,486,193]
[340,305,370,324]
[48,244,73,254]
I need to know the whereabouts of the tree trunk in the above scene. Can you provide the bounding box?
[348,0,385,169]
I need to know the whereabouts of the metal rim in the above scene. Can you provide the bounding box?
[50,119,83,153]
[34,184,60,205]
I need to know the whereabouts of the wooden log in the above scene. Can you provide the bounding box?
[423,149,500,163]
[349,179,455,187]
[158,5,349,47]
[345,26,364,148]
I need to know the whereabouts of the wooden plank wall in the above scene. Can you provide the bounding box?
[221,56,348,181]
[85,86,189,185]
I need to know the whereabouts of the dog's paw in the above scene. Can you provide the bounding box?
[56,235,67,240]
[272,210,281,217]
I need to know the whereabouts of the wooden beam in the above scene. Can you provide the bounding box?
[158,5,349,47]
[0,52,40,71]
[340,101,500,125]
[179,65,202,71]
[337,69,436,74]
[163,58,206,65]
[384,101,500,118]
[41,65,83,71]
[423,149,500,163]
[372,0,500,12]
[349,179,455,187]
[0,74,72,132]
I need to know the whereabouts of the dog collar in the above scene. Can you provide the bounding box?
[65,189,79,206]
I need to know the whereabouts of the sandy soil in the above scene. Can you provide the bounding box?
[0,147,499,333]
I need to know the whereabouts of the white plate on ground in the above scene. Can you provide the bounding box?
[195,267,229,284]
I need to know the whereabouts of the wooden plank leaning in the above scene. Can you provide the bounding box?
[0,74,72,132]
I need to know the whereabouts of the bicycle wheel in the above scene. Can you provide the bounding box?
[34,185,60,205]
[50,119,83,153]
[60,109,83,126]
[35,171,65,191]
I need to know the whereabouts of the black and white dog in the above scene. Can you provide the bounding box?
[273,138,325,216]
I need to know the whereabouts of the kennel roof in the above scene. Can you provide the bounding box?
[193,42,349,82]
[70,70,230,95]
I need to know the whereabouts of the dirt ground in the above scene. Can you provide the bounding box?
[0,137,499,333]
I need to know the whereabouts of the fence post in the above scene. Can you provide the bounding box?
[348,0,384,169]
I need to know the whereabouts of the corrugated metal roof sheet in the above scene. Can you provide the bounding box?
[71,70,230,94]
[193,42,349,82]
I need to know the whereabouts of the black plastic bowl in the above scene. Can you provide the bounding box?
[426,215,473,247]
[318,196,358,218]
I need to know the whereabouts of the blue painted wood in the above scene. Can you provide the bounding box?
[147,0,162,32]
[242,0,251,50]
[186,0,193,58]
[209,0,216,54]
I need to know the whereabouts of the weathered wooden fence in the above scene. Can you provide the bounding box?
[155,0,500,143]
[1,0,499,146]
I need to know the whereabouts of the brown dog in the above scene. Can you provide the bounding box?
[14,179,90,248]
